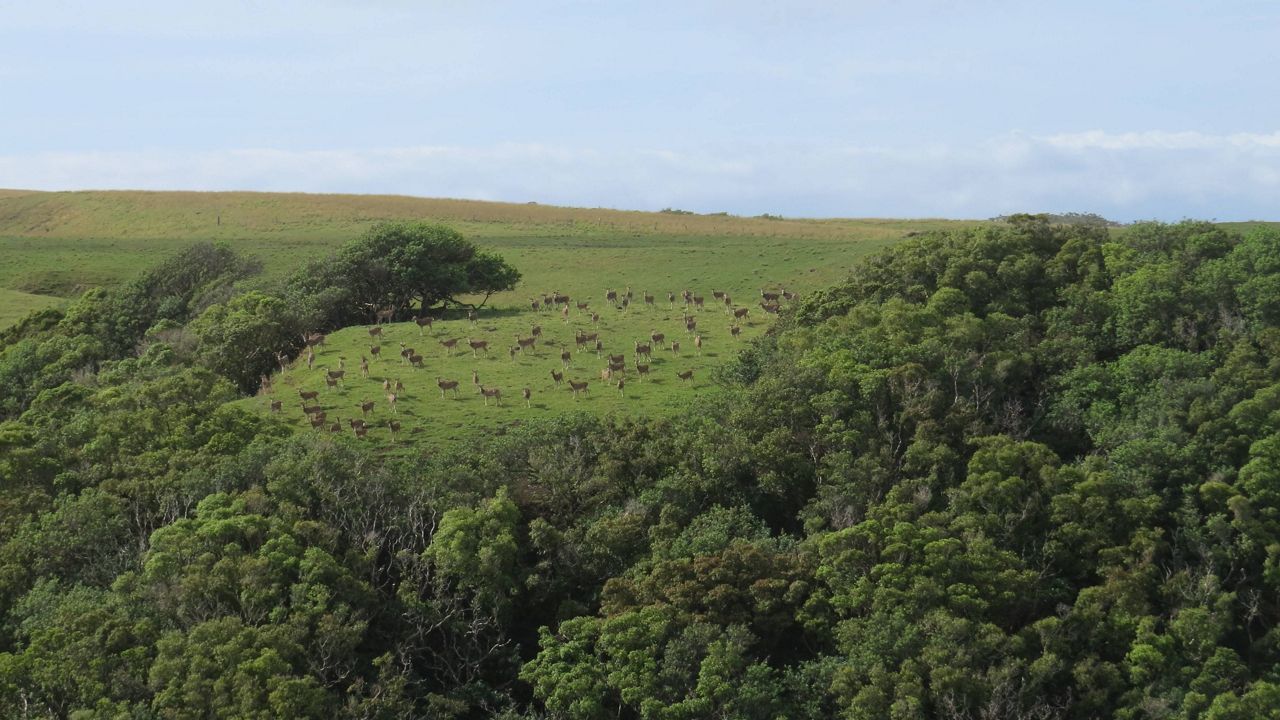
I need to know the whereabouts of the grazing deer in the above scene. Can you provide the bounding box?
[325,376,338,389]
[437,377,460,398]
[712,290,725,300]
[530,298,541,312]
[516,335,537,353]
[358,400,375,417]
[440,338,459,355]
[310,415,327,430]
[650,331,665,347]
[299,389,320,401]
[348,418,366,430]
[468,338,490,357]
[369,326,383,338]
[269,399,282,413]
[643,291,654,307]
[634,341,651,359]
[478,386,502,406]
[671,340,680,355]
[327,368,344,384]
[329,418,342,433]
[369,344,382,359]
[301,401,323,416]
[568,379,589,398]
[576,301,589,312]
[306,348,315,370]
[677,369,694,384]
[467,309,477,325]
[634,362,650,381]
[606,289,618,303]
[561,349,572,367]
[760,288,781,302]
[386,392,397,414]
[409,354,424,369]
[375,306,395,324]
[531,324,542,337]
[760,301,780,314]
[730,324,741,339]
[354,425,368,439]
[387,419,401,437]
[609,353,625,365]
[360,356,369,377]
[522,387,531,407]
[549,368,564,385]
[694,334,703,355]
[415,316,433,333]
[733,307,749,320]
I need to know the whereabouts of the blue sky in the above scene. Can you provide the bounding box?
[1,1,1277,220]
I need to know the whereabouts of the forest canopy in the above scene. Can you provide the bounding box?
[2,217,1280,717]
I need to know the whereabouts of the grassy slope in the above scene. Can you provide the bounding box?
[0,188,979,447]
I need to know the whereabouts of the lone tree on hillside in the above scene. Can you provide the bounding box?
[290,222,521,327]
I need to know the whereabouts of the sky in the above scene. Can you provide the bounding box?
[1,0,1278,221]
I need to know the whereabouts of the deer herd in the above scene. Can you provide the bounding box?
[273,285,796,442]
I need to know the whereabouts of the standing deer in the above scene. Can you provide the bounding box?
[306,348,316,370]
[616,377,625,396]
[387,419,400,438]
[712,290,725,300]
[326,376,339,389]
[595,339,604,356]
[275,350,290,373]
[415,316,434,334]
[650,331,665,347]
[269,399,282,413]
[522,387,531,407]
[577,301,589,312]
[368,326,383,339]
[375,306,395,324]
[667,291,676,307]
[310,415,327,430]
[509,346,519,361]
[671,340,680,355]
[609,353,625,365]
[386,392,397,414]
[693,295,705,310]
[730,325,741,339]
[436,377,460,398]
[516,335,537,353]
[326,368,344,386]
[531,298,541,312]
[549,368,564,385]
[440,338,459,356]
[478,386,502,406]
[694,334,703,355]
[634,362,650,382]
[301,401,323,416]
[561,304,570,323]
[606,289,618,303]
[394,379,404,393]
[329,418,342,433]
[354,425,369,439]
[634,341,651,360]
[303,331,326,347]
[360,356,369,377]
[468,338,490,357]
[369,344,382,359]
[568,379,589,398]
[591,312,600,325]
[561,349,572,367]
[761,288,781,302]
[677,369,694,384]
[467,309,477,325]
[733,307,749,320]
[358,400,376,417]
[685,316,697,333]
[472,369,480,387]
[409,354,424,369]
[531,324,543,337]
[643,291,654,308]
[299,389,320,402]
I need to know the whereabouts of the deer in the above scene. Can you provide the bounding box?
[437,377,460,398]
[694,334,703,355]
[616,377,625,396]
[576,301,589,312]
[478,386,502,406]
[386,392,398,414]
[375,306,395,324]
[621,296,630,313]
[634,362,650,382]
[671,340,680,355]
[733,307,750,320]
[643,291,654,308]
[677,369,694,384]
[327,367,345,384]
[301,401,323,416]
[358,400,376,417]
[329,418,342,433]
[568,379,589,398]
[269,399,282,413]
[595,338,604,356]
[522,387,531,407]
[531,324,543,338]
[607,360,626,374]
[274,350,290,373]
[468,338,490,357]
[650,331,665,347]
[591,312,600,325]
[530,298,541,312]
[685,316,697,333]
[348,418,366,430]
[667,291,676,307]
[760,301,780,314]
[682,289,693,305]
[415,316,434,334]
[712,290,725,300]
[509,346,519,361]
[387,419,401,437]
[306,348,316,370]
[561,349,572,367]
[516,335,537,353]
[606,289,618,303]
[360,356,370,377]
[325,376,338,389]
[608,353,625,365]
[467,309,477,325]
[310,415,327,430]
[625,285,633,301]
[383,378,391,392]
[693,296,705,310]
[394,379,404,393]
[440,338,459,355]
[409,354,424,369]
[723,295,733,312]
[368,326,383,339]
[354,425,369,439]
[399,344,413,364]
[634,341,652,360]
[731,324,741,339]
[561,304,570,322]
[782,288,797,301]
[299,389,320,402]
[369,344,382,359]
[303,331,326,347]
[550,368,564,385]
[259,374,272,393]
[600,367,613,382]
[760,288,781,302]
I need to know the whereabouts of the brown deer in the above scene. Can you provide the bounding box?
[478,386,502,406]
[530,298,541,312]
[467,309,477,325]
[306,348,315,370]
[685,316,697,333]
[468,338,490,357]
[561,304,570,322]
[723,294,733,311]
[375,306,395,324]
[616,377,625,396]
[760,288,781,302]
[348,418,366,430]
[531,324,543,337]
[387,419,401,437]
[671,340,680,355]
[634,362,650,382]
[409,354,424,369]
[368,326,383,338]
[327,368,345,384]
[358,400,375,417]
[730,324,741,339]
[509,346,519,361]
[303,331,326,347]
[516,335,537,352]
[576,301,589,312]
[591,312,600,325]
[600,367,613,381]
[694,334,703,355]
[329,418,342,433]
[607,360,626,374]
[354,425,369,439]
[549,368,564,385]
[269,399,282,413]
[643,291,654,307]
[561,349,572,367]
[274,350,290,373]
[522,387,531,407]
[606,289,618,303]
[394,379,404,393]
[299,389,320,401]
[301,401,323,416]
[733,307,749,320]
[667,291,676,307]
[310,415,327,430]
[712,290,725,300]
[677,369,694,384]
[782,288,797,301]
[440,338,459,355]
[693,296,705,310]
[437,377,460,398]
[325,376,339,389]
[595,338,604,356]
[415,316,434,333]
[360,356,369,377]
[620,296,630,312]
[650,331,665,347]
[386,392,397,413]
[760,301,780,314]
[399,344,413,363]
[369,344,382,358]
[634,341,651,359]
[609,353,625,365]
[568,379,589,398]
[383,378,391,392]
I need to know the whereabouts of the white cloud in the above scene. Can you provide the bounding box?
[1,130,1278,221]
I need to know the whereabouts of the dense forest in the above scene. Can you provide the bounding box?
[2,216,1280,718]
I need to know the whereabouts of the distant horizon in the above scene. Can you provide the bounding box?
[2,2,1278,222]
